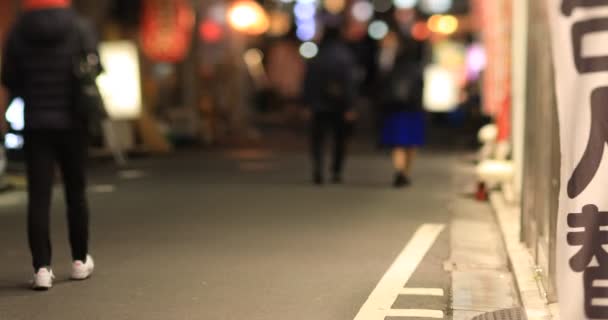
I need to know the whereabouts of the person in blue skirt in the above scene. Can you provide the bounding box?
[379,46,426,188]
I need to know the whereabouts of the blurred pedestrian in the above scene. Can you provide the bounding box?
[303,28,358,185]
[1,0,99,290]
[379,44,426,188]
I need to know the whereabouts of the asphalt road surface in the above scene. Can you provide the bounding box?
[0,145,465,320]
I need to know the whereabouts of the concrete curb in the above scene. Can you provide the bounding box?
[489,191,560,320]
[448,195,519,320]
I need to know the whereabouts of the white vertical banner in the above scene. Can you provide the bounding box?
[548,1,608,319]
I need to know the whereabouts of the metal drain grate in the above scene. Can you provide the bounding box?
[471,308,527,320]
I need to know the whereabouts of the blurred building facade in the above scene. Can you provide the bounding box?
[480,0,561,308]
[2,0,487,151]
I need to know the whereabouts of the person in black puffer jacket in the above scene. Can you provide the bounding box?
[1,0,98,290]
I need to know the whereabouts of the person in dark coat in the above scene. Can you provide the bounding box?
[379,42,426,188]
[302,28,358,185]
[1,0,99,290]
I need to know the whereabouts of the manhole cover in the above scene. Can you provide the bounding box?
[471,308,527,320]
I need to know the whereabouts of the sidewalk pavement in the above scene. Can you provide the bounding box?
[447,168,560,320]
[490,192,560,320]
[446,162,522,320]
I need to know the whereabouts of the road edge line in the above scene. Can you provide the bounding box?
[353,223,446,320]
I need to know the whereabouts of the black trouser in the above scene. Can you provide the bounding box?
[311,112,348,177]
[24,130,89,271]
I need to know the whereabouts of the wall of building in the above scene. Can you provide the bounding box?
[521,0,561,302]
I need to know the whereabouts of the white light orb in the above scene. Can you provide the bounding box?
[352,1,374,22]
[299,42,319,59]
[368,20,389,40]
[393,0,417,9]
[419,0,452,14]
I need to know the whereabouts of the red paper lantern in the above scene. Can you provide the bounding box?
[199,20,223,43]
[141,0,195,63]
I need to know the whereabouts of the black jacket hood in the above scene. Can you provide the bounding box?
[18,8,76,46]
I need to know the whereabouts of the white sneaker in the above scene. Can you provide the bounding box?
[71,255,94,280]
[32,267,55,290]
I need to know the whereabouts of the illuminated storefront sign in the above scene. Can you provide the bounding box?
[96,41,143,120]
[423,64,459,112]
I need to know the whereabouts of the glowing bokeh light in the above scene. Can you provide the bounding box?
[368,20,389,40]
[324,0,346,14]
[244,48,264,66]
[227,1,270,35]
[299,42,319,58]
[393,0,417,9]
[6,97,25,131]
[419,0,452,14]
[466,43,486,80]
[96,41,142,120]
[294,2,317,20]
[268,11,292,36]
[199,20,223,43]
[427,14,458,35]
[411,21,431,40]
[352,1,374,22]
[423,64,459,112]
[296,22,317,41]
[4,133,24,150]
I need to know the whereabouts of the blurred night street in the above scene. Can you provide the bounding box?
[0,0,571,318]
[0,134,463,319]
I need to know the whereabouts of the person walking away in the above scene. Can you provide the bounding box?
[1,0,99,290]
[303,28,358,185]
[380,48,426,188]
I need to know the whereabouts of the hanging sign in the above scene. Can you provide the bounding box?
[141,0,195,62]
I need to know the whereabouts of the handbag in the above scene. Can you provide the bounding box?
[73,53,107,124]
[72,18,107,135]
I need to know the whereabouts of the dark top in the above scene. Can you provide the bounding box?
[1,8,99,130]
[302,41,358,113]
[380,56,425,114]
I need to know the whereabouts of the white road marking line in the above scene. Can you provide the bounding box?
[385,309,444,318]
[353,223,445,320]
[0,191,26,207]
[118,169,146,180]
[400,288,445,297]
[89,184,116,193]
